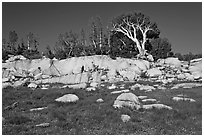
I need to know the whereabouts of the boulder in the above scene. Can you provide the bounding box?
[55,94,79,103]
[146,68,162,77]
[113,92,140,109]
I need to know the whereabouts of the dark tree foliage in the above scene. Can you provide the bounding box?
[109,31,139,59]
[53,31,85,59]
[149,38,172,60]
[44,45,55,59]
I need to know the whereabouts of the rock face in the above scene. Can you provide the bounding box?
[113,92,140,109]
[55,94,79,103]
[2,55,202,89]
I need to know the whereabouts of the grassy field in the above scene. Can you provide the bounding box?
[2,81,202,135]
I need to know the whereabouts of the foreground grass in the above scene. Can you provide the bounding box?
[2,81,202,135]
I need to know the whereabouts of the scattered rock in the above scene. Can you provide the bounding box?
[68,83,87,89]
[177,73,186,80]
[138,96,148,100]
[172,97,196,102]
[2,82,12,89]
[86,87,96,91]
[157,86,166,90]
[139,85,156,92]
[130,83,141,90]
[143,104,172,110]
[55,94,79,103]
[28,83,38,89]
[30,107,48,111]
[41,84,49,89]
[108,84,117,89]
[121,114,131,122]
[96,98,104,103]
[36,123,50,127]
[111,89,130,94]
[141,98,157,102]
[90,82,98,87]
[113,92,140,109]
[171,83,202,89]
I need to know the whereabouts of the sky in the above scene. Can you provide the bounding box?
[2,2,202,54]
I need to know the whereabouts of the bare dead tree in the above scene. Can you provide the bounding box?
[112,12,160,56]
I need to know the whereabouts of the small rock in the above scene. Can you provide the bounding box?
[139,85,155,92]
[28,83,38,89]
[172,97,196,102]
[30,107,48,112]
[142,99,157,102]
[108,84,117,89]
[96,98,104,103]
[157,86,166,90]
[120,86,125,89]
[130,83,141,90]
[68,83,87,89]
[111,89,130,94]
[86,87,96,91]
[90,82,98,87]
[138,96,148,100]
[142,104,172,110]
[36,123,50,127]
[55,94,79,103]
[121,114,131,122]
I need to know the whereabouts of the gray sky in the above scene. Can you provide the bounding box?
[2,2,202,54]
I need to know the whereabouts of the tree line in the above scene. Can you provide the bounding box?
[2,11,201,62]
